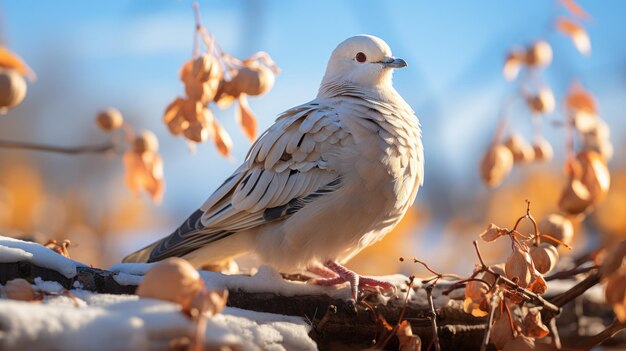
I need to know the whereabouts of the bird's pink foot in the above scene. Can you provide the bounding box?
[310,261,396,300]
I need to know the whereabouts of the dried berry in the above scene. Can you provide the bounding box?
[3,278,36,301]
[133,130,159,154]
[480,144,514,187]
[526,88,555,115]
[96,108,124,131]
[137,258,203,312]
[558,178,593,215]
[532,138,553,162]
[504,134,535,163]
[577,150,610,204]
[505,247,532,288]
[525,40,552,67]
[0,68,27,112]
[538,214,574,247]
[503,49,525,80]
[529,244,559,274]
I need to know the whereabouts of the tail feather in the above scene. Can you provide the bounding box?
[122,210,206,263]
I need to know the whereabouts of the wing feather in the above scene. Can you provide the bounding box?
[134,100,350,262]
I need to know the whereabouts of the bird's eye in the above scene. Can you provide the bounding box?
[355,52,367,63]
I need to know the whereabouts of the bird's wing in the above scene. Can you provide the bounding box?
[143,100,347,262]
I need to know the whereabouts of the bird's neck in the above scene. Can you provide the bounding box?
[316,79,396,102]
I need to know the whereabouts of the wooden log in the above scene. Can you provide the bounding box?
[0,261,621,350]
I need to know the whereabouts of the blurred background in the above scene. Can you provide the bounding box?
[0,0,624,276]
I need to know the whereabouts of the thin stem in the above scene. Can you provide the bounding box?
[378,276,414,349]
[549,317,561,349]
[480,291,500,351]
[473,241,487,269]
[545,265,598,281]
[426,285,441,351]
[0,139,116,155]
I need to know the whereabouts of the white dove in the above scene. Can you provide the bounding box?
[124,34,424,300]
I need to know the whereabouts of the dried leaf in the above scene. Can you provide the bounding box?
[523,309,549,338]
[556,18,591,55]
[566,81,596,114]
[44,239,71,258]
[236,95,258,142]
[480,223,508,242]
[0,47,35,80]
[577,150,610,203]
[463,296,489,317]
[396,320,421,351]
[490,314,515,350]
[529,271,548,294]
[213,119,233,157]
[123,150,165,203]
[559,0,591,20]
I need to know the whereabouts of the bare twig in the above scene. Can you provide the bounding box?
[315,305,337,334]
[425,285,441,351]
[545,265,599,281]
[0,139,116,155]
[377,276,415,349]
[549,317,562,349]
[480,290,500,351]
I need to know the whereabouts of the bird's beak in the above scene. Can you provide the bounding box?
[380,56,407,69]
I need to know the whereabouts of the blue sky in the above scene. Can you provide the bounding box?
[1,1,624,260]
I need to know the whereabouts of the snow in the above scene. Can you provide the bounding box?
[112,262,411,302]
[0,287,316,351]
[0,237,319,350]
[0,236,85,278]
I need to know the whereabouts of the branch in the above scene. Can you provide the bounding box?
[548,270,601,308]
[0,139,116,155]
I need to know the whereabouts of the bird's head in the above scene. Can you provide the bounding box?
[320,35,407,92]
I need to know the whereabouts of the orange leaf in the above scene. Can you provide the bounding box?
[556,18,591,55]
[566,81,596,114]
[123,150,165,204]
[236,95,258,142]
[559,0,591,20]
[212,119,233,157]
[0,47,35,80]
